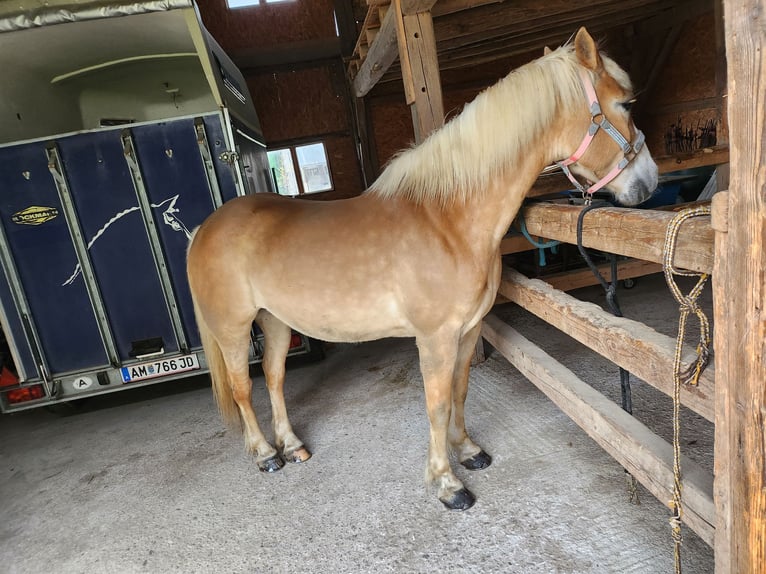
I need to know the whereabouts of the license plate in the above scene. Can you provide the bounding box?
[120,354,200,383]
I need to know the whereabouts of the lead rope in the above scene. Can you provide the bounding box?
[662,205,712,574]
[577,201,640,504]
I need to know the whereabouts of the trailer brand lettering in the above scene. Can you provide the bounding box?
[121,354,200,383]
[12,206,59,225]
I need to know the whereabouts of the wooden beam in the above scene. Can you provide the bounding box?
[395,4,444,142]
[519,203,714,274]
[481,314,715,546]
[498,267,715,421]
[351,0,437,98]
[401,0,437,14]
[714,0,766,569]
[521,147,729,201]
[431,0,506,17]
[539,259,663,292]
[352,4,399,97]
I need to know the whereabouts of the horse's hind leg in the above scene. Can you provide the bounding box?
[256,310,311,464]
[450,322,492,471]
[223,340,284,473]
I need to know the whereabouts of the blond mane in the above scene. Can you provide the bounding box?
[367,43,630,206]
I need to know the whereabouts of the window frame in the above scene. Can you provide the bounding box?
[267,141,334,197]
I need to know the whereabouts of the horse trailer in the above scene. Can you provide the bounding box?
[0,0,319,413]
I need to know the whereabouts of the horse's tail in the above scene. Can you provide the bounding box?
[188,229,242,430]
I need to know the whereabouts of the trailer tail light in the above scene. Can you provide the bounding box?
[0,366,45,405]
[0,366,17,387]
[289,334,303,349]
[5,384,45,405]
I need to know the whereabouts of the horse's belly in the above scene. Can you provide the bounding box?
[266,296,413,343]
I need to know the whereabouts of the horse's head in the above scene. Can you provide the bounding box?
[557,28,658,206]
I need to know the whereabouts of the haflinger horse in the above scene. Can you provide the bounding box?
[187,27,658,510]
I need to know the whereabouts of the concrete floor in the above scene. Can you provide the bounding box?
[1,273,714,573]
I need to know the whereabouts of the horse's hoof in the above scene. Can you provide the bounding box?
[461,450,492,471]
[285,446,312,463]
[258,455,284,473]
[440,488,476,511]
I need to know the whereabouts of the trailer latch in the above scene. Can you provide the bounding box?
[219,150,239,165]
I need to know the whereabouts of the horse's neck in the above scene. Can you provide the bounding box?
[447,147,551,258]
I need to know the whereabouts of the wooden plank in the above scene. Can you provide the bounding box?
[431,0,506,17]
[401,0,437,14]
[492,261,662,305]
[400,10,444,141]
[654,145,729,174]
[714,0,766,569]
[481,314,715,546]
[712,190,732,572]
[519,203,714,274]
[540,259,663,292]
[393,0,416,104]
[521,147,729,201]
[498,267,715,421]
[352,3,399,97]
[650,96,722,116]
[499,234,535,255]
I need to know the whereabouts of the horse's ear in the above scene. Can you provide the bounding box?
[574,27,602,71]
[543,46,552,56]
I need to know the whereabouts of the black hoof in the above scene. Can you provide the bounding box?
[461,450,492,471]
[258,455,284,473]
[440,488,476,511]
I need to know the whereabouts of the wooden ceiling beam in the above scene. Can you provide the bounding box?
[351,4,398,96]
[351,0,437,97]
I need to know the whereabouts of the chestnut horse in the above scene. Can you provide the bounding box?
[187,28,658,510]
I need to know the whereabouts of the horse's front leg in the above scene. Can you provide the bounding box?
[417,329,475,510]
[450,322,492,471]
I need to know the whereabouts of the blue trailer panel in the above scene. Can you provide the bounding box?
[0,2,319,413]
[0,141,109,375]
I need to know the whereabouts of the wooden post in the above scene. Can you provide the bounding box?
[715,1,766,571]
[393,0,444,142]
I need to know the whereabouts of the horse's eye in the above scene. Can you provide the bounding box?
[621,98,637,112]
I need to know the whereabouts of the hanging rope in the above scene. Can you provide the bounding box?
[662,205,712,574]
[577,201,639,504]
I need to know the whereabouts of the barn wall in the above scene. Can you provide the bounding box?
[195,0,364,199]
[366,13,719,179]
[195,0,337,54]
[641,13,720,156]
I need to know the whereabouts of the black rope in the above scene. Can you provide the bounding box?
[576,201,632,414]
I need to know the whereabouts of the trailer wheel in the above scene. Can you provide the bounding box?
[622,278,637,289]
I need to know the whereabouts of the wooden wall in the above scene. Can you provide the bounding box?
[195,0,365,200]
[641,13,721,155]
[366,11,720,180]
[194,1,719,200]
[195,0,337,53]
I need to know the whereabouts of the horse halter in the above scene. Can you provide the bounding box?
[556,67,646,203]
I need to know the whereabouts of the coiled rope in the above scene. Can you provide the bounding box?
[662,204,712,574]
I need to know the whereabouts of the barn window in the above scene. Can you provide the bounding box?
[226,0,291,9]
[267,142,333,196]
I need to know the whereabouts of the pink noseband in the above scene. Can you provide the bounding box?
[557,67,646,201]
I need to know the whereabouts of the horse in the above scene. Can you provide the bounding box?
[186,27,658,510]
